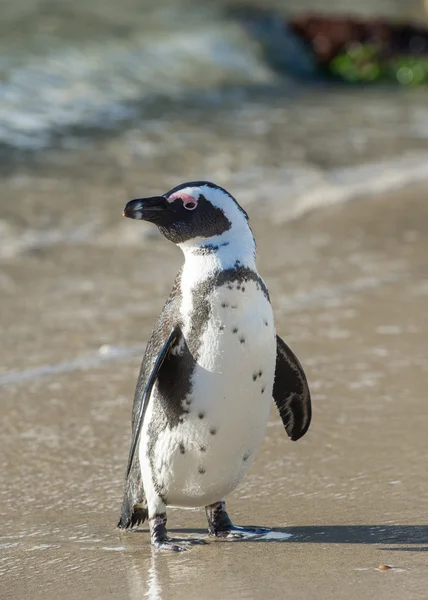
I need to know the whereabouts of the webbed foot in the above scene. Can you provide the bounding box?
[205,501,270,539]
[150,513,207,551]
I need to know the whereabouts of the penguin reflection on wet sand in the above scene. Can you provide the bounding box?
[118,181,311,551]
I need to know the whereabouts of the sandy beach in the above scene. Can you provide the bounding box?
[2,0,428,596]
[1,177,427,599]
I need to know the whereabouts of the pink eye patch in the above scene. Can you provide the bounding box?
[167,191,198,210]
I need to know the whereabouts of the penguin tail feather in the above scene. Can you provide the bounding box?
[117,454,148,529]
[118,503,149,530]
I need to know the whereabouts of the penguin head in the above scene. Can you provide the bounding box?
[123,181,252,247]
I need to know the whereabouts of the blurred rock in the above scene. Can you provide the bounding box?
[233,8,428,84]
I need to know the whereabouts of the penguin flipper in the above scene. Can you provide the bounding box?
[126,324,181,479]
[118,324,181,529]
[273,335,311,441]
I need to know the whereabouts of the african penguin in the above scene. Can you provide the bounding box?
[118,181,311,551]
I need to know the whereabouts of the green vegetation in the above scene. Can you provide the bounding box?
[329,43,428,85]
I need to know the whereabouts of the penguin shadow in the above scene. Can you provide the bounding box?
[166,524,428,548]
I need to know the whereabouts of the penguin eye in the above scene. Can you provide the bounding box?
[183,201,197,211]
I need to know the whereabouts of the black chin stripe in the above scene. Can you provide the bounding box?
[192,242,230,256]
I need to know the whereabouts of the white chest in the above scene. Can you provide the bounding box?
[190,278,276,416]
[147,277,277,508]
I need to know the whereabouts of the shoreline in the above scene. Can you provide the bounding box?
[1,163,428,600]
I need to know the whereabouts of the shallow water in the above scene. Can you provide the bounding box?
[0,0,426,151]
[2,1,428,253]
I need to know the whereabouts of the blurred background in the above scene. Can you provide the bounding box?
[1,1,428,599]
[1,0,428,253]
[1,0,428,234]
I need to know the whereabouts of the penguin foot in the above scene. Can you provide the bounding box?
[205,500,270,539]
[150,513,207,551]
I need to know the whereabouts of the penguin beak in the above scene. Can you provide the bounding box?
[123,196,170,222]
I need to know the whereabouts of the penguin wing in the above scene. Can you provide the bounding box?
[125,324,181,478]
[273,335,312,441]
[118,273,182,529]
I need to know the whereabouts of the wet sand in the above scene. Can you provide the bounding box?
[1,182,428,599]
